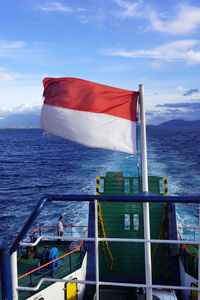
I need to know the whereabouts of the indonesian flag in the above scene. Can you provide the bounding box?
[41,77,139,154]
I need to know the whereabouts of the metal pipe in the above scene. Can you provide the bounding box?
[0,239,13,300]
[32,194,200,203]
[10,193,200,254]
[20,234,200,246]
[10,195,49,254]
[10,251,18,300]
[17,277,200,293]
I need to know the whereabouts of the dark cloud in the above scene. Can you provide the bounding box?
[183,88,199,96]
[146,110,157,116]
[147,103,200,125]
[156,102,200,110]
[165,108,183,114]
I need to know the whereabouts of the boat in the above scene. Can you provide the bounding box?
[0,78,200,300]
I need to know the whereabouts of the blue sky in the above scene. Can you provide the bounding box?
[0,0,200,124]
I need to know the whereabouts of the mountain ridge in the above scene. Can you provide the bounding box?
[1,114,200,128]
[157,119,200,127]
[0,113,40,128]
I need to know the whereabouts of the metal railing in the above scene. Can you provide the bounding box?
[178,226,200,242]
[17,229,88,280]
[5,194,200,300]
[0,239,13,300]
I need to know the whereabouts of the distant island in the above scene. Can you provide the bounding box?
[0,114,200,128]
[0,113,40,128]
[157,119,200,127]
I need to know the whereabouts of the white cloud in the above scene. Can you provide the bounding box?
[113,0,143,17]
[40,2,73,12]
[39,2,90,25]
[149,4,200,35]
[151,60,165,70]
[0,40,27,57]
[15,103,42,113]
[176,86,185,91]
[0,71,21,82]
[155,40,200,63]
[0,39,48,64]
[113,2,200,35]
[0,106,14,114]
[0,103,42,115]
[186,50,200,65]
[40,2,87,14]
[0,40,27,49]
[106,40,200,66]
[0,82,44,111]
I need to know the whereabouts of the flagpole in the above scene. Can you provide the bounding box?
[139,84,152,300]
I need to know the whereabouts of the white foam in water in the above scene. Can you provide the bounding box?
[1,128,200,243]
[145,128,200,241]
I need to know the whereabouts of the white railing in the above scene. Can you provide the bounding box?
[17,200,200,300]
[17,277,200,292]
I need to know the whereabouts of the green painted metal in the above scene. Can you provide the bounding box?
[98,172,169,283]
[180,246,198,279]
[99,172,165,196]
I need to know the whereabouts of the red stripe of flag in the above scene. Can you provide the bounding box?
[43,77,138,122]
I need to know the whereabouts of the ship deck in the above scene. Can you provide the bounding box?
[8,240,85,300]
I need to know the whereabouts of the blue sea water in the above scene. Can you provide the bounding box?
[0,127,200,243]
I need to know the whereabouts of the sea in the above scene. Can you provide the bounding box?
[0,126,200,243]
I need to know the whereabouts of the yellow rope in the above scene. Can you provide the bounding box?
[151,203,168,279]
[152,204,167,260]
[98,202,114,271]
[152,178,168,264]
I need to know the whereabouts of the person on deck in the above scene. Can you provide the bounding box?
[57,216,64,237]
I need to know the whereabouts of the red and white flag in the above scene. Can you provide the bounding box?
[41,77,139,154]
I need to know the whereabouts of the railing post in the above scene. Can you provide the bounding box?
[94,200,99,300]
[69,254,72,273]
[198,207,200,300]
[30,274,32,287]
[0,240,13,300]
[80,244,82,267]
[11,251,18,300]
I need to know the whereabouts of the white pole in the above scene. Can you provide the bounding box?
[11,251,18,300]
[198,206,200,300]
[139,84,152,300]
[94,200,99,300]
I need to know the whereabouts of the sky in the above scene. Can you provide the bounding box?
[0,0,200,124]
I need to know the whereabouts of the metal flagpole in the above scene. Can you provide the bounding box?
[139,84,152,299]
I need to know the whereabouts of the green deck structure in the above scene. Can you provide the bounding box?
[96,172,168,196]
[97,172,172,284]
